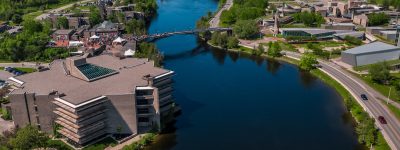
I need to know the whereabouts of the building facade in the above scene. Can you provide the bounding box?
[8,55,176,147]
[341,41,400,66]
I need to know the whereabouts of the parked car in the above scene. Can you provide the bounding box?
[378,116,387,124]
[361,94,368,100]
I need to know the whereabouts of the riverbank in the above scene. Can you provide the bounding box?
[206,40,390,149]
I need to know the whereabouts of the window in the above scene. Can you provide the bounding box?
[36,116,39,122]
[34,106,38,112]
[137,108,149,114]
[138,117,149,122]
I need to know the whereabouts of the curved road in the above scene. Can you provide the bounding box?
[286,51,400,149]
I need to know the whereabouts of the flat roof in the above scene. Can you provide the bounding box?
[12,55,171,105]
[380,30,397,34]
[280,28,353,35]
[343,41,400,54]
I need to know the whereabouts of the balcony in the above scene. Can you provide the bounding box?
[159,86,173,95]
[153,78,173,87]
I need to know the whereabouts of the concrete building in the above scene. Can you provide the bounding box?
[279,28,354,39]
[353,14,368,27]
[341,41,400,66]
[322,22,355,30]
[7,55,176,147]
[379,30,397,41]
[366,27,396,35]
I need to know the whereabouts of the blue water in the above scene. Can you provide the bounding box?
[146,0,361,149]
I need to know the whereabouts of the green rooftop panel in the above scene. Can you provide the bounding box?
[77,63,117,81]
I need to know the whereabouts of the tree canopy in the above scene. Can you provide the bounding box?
[8,125,50,149]
[220,0,268,25]
[233,20,258,39]
[368,13,390,26]
[292,12,325,27]
[267,42,282,57]
[369,61,391,84]
[299,53,318,71]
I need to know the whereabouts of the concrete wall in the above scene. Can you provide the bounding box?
[9,93,55,134]
[105,94,138,135]
[9,93,30,129]
[35,95,56,134]
[341,52,357,66]
[355,49,400,66]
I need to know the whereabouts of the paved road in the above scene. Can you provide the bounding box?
[35,0,94,20]
[285,51,400,149]
[209,0,233,28]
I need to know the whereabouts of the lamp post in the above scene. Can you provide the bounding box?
[387,87,392,105]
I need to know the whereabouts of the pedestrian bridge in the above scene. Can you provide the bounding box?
[133,27,232,41]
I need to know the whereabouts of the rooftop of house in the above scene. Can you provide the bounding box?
[343,41,400,54]
[380,30,397,34]
[11,55,171,105]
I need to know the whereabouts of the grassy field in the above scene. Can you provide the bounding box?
[83,137,117,150]
[353,73,400,101]
[0,67,37,73]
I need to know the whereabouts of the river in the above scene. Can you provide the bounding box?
[145,0,361,149]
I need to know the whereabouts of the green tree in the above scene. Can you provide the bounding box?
[233,20,258,39]
[56,16,69,29]
[9,125,50,149]
[356,117,376,146]
[369,61,391,84]
[267,42,282,57]
[125,19,146,35]
[292,12,325,27]
[22,19,43,34]
[368,13,390,26]
[299,53,318,71]
[227,36,239,49]
[89,7,102,26]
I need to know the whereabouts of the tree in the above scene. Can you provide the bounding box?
[227,36,239,49]
[299,53,318,71]
[356,117,376,146]
[233,20,258,39]
[368,13,390,26]
[116,12,126,23]
[89,7,102,26]
[267,42,282,57]
[9,125,49,149]
[369,61,391,84]
[292,12,325,27]
[125,19,146,35]
[22,19,43,34]
[56,16,69,29]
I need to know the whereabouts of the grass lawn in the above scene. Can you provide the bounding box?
[376,132,391,150]
[47,140,74,150]
[0,67,37,73]
[386,102,400,120]
[83,137,117,150]
[15,67,37,73]
[353,73,400,101]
